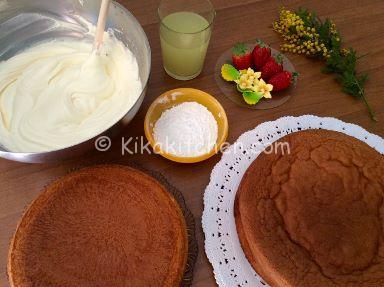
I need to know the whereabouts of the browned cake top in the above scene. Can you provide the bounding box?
[8,165,188,287]
[235,130,384,287]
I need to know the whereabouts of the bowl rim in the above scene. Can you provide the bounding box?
[144,88,229,164]
[0,0,152,162]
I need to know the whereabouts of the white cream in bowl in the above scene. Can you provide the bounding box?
[0,23,142,152]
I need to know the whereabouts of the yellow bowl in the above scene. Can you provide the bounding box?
[144,88,229,163]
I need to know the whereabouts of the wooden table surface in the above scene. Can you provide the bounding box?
[1,0,383,286]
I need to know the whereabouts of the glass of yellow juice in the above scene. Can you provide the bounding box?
[158,0,215,80]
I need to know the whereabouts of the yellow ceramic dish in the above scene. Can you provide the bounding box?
[144,88,229,163]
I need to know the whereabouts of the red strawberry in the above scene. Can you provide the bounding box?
[260,54,283,81]
[232,43,252,70]
[268,71,298,92]
[252,39,271,71]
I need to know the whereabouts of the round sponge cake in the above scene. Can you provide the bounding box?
[235,130,384,287]
[8,165,188,287]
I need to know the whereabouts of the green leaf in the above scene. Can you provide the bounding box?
[275,53,283,64]
[221,64,240,82]
[242,91,264,105]
[232,43,249,56]
[256,39,266,47]
[277,7,377,121]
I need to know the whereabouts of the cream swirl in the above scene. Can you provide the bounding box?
[0,32,142,152]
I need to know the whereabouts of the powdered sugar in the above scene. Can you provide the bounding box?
[153,102,218,157]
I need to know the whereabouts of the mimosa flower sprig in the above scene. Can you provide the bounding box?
[273,7,377,121]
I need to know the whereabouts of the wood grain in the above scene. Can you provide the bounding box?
[0,0,383,286]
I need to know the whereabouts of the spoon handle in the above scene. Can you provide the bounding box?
[94,0,111,52]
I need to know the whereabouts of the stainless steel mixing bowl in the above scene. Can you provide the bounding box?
[0,0,151,163]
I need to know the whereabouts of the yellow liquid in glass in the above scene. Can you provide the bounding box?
[160,12,212,80]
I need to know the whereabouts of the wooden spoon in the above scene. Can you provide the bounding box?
[93,0,111,52]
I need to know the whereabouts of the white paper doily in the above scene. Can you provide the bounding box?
[202,115,384,287]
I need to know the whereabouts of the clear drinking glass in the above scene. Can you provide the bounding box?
[158,0,215,80]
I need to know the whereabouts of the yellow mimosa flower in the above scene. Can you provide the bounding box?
[257,78,273,99]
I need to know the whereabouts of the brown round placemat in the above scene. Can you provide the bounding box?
[215,42,296,110]
[8,164,198,287]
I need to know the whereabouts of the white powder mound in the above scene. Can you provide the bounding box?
[153,102,218,157]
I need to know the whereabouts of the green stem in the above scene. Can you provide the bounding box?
[355,77,378,122]
[357,53,369,60]
[361,94,378,122]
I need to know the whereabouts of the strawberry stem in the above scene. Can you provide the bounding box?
[232,43,249,55]
[292,72,299,84]
[275,54,283,64]
[256,39,266,47]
